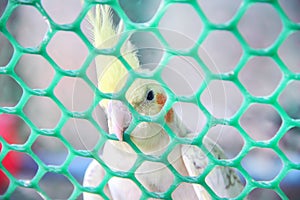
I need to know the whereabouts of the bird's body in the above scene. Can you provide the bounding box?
[84,120,243,199]
[82,4,246,200]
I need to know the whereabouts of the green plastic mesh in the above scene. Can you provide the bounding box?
[0,0,300,199]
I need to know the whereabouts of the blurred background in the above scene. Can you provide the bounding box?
[0,0,300,199]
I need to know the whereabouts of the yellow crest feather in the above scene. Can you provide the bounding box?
[87,5,140,107]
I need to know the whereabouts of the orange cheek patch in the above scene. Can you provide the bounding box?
[156,93,174,123]
[156,93,166,106]
[165,109,174,123]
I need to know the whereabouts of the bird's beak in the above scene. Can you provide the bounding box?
[107,100,132,141]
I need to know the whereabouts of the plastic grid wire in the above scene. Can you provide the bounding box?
[0,0,300,199]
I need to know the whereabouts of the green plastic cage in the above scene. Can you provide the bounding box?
[0,0,300,199]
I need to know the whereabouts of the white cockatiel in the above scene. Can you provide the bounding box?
[83,4,246,200]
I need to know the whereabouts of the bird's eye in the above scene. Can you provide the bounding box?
[146,90,154,101]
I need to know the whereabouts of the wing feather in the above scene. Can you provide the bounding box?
[83,160,112,200]
[181,136,245,199]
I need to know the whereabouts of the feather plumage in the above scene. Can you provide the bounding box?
[83,3,247,200]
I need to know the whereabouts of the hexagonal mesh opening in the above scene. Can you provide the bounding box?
[0,0,299,199]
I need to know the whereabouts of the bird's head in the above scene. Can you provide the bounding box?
[106,79,174,153]
[126,79,169,117]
